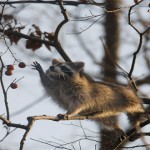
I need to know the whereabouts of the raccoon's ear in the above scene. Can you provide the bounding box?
[52,59,61,65]
[75,62,84,72]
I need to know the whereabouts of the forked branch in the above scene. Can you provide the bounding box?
[128,0,150,80]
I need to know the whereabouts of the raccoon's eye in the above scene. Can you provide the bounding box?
[60,66,72,76]
[60,66,69,71]
[50,66,55,71]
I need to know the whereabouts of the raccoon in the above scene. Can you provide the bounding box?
[32,59,145,140]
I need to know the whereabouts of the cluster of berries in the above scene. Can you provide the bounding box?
[5,62,26,89]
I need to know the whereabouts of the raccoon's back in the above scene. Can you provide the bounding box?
[90,82,144,113]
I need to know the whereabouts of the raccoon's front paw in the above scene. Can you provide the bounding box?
[57,114,68,120]
[32,61,43,72]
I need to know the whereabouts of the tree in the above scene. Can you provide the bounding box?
[0,0,150,149]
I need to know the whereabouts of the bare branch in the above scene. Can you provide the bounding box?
[53,0,71,62]
[0,27,71,62]
[0,128,17,142]
[54,0,69,42]
[128,33,143,80]
[0,57,10,120]
[20,117,34,150]
[19,114,105,149]
[30,136,100,150]
[0,1,106,7]
[136,75,150,86]
[30,138,72,150]
[121,144,150,149]
[0,115,27,130]
[128,0,150,80]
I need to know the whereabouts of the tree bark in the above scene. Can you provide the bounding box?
[100,0,121,149]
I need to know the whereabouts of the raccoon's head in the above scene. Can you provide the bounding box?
[46,59,84,80]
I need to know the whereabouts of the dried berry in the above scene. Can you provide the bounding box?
[134,0,140,4]
[18,62,26,68]
[10,83,18,89]
[5,70,13,76]
[7,65,15,70]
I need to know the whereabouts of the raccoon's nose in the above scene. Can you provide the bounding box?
[50,66,55,71]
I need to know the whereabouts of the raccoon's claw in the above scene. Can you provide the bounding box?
[32,61,43,72]
[116,129,127,141]
[57,114,68,120]
[118,132,127,141]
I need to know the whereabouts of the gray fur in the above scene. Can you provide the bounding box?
[33,59,145,135]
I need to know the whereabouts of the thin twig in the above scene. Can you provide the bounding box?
[0,57,10,120]
[79,121,87,139]
[0,128,17,142]
[30,138,72,150]
[128,0,150,82]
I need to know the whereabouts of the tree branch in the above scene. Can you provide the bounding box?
[0,57,10,120]
[128,0,150,80]
[0,28,54,46]
[0,115,27,130]
[53,0,71,62]
[20,117,34,150]
[1,110,150,150]
[0,1,105,7]
[114,119,150,150]
[136,75,150,86]
[0,28,71,61]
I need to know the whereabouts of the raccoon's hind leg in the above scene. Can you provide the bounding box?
[127,112,147,141]
[98,116,127,142]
